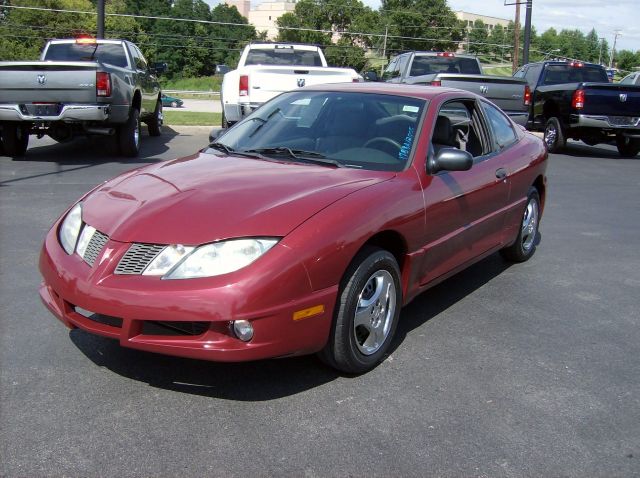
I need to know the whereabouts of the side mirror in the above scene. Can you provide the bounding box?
[427,148,473,174]
[152,62,168,74]
[363,70,379,82]
[209,127,224,143]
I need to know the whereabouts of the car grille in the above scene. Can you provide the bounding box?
[115,243,166,275]
[82,229,109,266]
[142,321,210,336]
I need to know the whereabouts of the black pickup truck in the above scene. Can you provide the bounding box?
[515,61,640,156]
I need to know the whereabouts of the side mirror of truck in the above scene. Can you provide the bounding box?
[363,70,379,82]
[152,62,168,75]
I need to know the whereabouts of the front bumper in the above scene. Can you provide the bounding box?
[0,104,110,122]
[39,226,337,362]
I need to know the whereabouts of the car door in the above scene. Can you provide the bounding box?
[128,44,156,114]
[418,97,510,286]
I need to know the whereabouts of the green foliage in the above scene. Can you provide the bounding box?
[163,110,221,125]
[468,20,489,56]
[615,50,640,72]
[159,75,221,91]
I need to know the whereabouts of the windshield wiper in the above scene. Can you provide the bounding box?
[241,147,344,167]
[207,141,263,158]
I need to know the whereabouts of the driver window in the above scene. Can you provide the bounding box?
[432,100,490,160]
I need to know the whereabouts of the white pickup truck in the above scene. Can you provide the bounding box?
[220,43,360,127]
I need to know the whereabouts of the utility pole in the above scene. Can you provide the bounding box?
[609,30,621,69]
[512,1,520,73]
[382,25,388,59]
[522,0,532,65]
[97,0,105,39]
[598,37,605,65]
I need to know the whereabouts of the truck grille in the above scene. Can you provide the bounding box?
[82,229,109,266]
[115,243,166,275]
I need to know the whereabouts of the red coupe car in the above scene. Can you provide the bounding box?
[39,83,547,373]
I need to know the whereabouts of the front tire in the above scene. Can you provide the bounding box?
[117,108,140,157]
[500,187,541,263]
[147,100,163,137]
[170,101,178,108]
[616,134,640,158]
[2,124,29,158]
[544,117,565,153]
[319,247,402,374]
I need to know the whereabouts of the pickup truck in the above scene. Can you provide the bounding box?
[0,38,163,158]
[220,43,360,127]
[515,60,640,156]
[373,51,530,126]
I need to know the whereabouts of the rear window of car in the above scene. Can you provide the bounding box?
[245,48,323,67]
[44,43,128,68]
[410,56,481,76]
[542,65,608,85]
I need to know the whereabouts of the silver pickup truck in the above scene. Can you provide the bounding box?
[0,38,164,158]
[373,51,530,126]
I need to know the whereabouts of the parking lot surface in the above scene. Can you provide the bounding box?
[1,130,639,477]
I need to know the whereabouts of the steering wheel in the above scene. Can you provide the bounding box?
[363,137,402,156]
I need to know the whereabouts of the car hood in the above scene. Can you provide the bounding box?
[82,152,393,244]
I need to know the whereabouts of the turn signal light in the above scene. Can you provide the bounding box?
[524,84,532,106]
[239,75,249,97]
[572,89,585,109]
[96,72,111,97]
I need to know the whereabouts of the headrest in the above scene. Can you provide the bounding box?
[433,116,454,145]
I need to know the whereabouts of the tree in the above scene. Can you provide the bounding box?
[615,49,639,72]
[468,19,488,56]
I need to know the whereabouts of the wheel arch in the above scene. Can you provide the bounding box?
[533,174,546,214]
[131,90,142,112]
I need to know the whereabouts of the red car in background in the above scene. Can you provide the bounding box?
[39,83,547,374]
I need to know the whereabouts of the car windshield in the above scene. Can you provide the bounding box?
[210,91,426,171]
[44,43,128,68]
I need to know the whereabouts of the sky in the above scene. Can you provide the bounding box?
[446,0,639,52]
[217,0,640,52]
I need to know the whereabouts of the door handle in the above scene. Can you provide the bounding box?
[495,168,508,180]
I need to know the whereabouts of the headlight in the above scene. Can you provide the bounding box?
[58,203,83,255]
[143,244,195,276]
[163,238,278,279]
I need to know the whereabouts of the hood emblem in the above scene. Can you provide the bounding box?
[297,78,306,88]
[620,93,627,102]
[37,74,46,85]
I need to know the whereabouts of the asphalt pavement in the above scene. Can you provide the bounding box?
[167,98,221,113]
[1,130,639,477]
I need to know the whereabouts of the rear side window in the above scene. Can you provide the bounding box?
[542,65,608,85]
[44,43,128,68]
[245,48,322,66]
[410,56,481,76]
[482,101,517,150]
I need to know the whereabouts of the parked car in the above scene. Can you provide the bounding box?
[220,43,360,128]
[619,71,640,86]
[373,51,531,126]
[39,83,547,374]
[161,94,183,108]
[514,60,640,156]
[0,37,164,158]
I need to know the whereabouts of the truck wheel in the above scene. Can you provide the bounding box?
[3,124,29,158]
[616,135,640,158]
[543,117,565,153]
[118,108,140,157]
[147,100,163,137]
[221,112,229,129]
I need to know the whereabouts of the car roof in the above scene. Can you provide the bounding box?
[301,82,467,100]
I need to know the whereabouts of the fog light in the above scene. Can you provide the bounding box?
[232,320,253,342]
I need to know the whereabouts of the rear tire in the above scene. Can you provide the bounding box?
[222,111,229,129]
[318,247,402,374]
[616,135,640,158]
[2,124,29,158]
[543,117,565,153]
[118,108,140,157]
[147,100,163,137]
[500,187,541,263]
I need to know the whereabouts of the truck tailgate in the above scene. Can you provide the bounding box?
[0,61,99,104]
[439,74,528,112]
[580,83,640,118]
[241,66,355,104]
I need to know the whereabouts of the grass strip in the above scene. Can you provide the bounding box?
[163,111,221,126]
